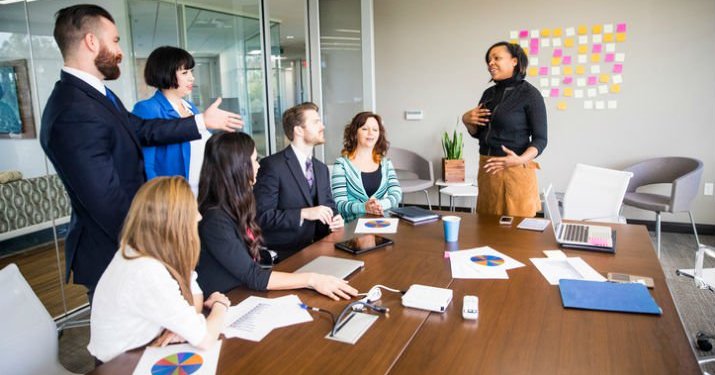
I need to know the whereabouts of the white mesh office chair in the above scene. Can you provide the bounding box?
[562,163,633,223]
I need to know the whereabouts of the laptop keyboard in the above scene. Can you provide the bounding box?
[562,224,589,243]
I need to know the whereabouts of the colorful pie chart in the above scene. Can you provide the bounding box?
[151,352,203,375]
[364,220,391,228]
[470,255,505,267]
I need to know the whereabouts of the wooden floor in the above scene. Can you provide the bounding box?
[0,240,88,317]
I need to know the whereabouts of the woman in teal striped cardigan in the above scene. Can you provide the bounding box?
[331,112,402,221]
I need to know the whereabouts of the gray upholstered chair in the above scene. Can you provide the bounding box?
[622,157,703,258]
[387,147,434,209]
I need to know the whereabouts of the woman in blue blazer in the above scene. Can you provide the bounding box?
[132,46,202,187]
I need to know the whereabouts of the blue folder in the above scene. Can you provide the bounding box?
[559,279,662,315]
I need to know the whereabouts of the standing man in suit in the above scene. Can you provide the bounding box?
[40,4,242,300]
[254,102,343,261]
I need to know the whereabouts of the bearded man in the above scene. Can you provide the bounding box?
[40,4,243,300]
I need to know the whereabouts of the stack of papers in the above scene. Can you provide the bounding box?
[222,295,312,341]
[448,246,525,279]
[530,250,606,285]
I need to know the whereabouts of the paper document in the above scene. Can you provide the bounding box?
[517,218,550,231]
[223,295,312,341]
[530,257,607,285]
[132,341,222,375]
[449,246,525,279]
[354,218,399,234]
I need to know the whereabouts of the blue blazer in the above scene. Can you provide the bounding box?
[40,71,200,288]
[132,91,200,180]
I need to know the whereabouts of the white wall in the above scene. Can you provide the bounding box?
[374,0,715,224]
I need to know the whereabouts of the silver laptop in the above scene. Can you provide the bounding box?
[543,185,614,250]
[294,256,364,279]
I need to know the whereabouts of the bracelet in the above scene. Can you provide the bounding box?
[212,301,229,310]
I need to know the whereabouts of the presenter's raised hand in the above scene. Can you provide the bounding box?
[203,97,243,132]
[308,273,358,301]
[462,103,491,127]
[484,145,523,174]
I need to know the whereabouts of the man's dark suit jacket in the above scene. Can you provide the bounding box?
[40,71,200,288]
[253,146,337,260]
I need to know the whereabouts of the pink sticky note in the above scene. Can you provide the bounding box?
[550,88,560,97]
[519,29,529,38]
[563,76,573,85]
[588,76,597,85]
[592,44,602,53]
[553,48,563,57]
[539,67,548,75]
[530,38,540,54]
[605,53,615,62]
[613,64,623,73]
[616,23,627,33]
[562,55,572,65]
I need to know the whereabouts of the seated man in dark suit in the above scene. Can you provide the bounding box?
[40,4,242,300]
[254,102,343,260]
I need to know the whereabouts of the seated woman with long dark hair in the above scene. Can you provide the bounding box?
[195,132,357,300]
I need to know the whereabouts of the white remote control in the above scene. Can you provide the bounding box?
[462,295,479,320]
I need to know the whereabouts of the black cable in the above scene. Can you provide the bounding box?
[299,303,336,325]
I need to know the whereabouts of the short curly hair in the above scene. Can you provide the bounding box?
[341,112,389,163]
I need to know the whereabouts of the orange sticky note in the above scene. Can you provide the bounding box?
[576,66,586,75]
[528,67,538,77]
[551,57,561,66]
[577,25,588,35]
[578,45,588,54]
[603,33,614,43]
[611,84,621,93]
[541,29,551,37]
[523,47,529,55]
[563,88,574,97]
[564,38,575,48]
[553,28,563,37]
[563,66,574,75]
[591,53,601,63]
[616,33,626,42]
[592,25,603,34]
[599,74,610,83]
[557,101,567,111]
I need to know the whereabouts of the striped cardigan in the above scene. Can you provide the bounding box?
[331,156,402,218]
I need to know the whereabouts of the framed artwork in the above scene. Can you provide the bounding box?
[0,59,35,139]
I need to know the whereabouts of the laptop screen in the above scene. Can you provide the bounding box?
[543,185,563,236]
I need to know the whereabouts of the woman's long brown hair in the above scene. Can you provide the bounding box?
[341,111,389,163]
[120,176,199,305]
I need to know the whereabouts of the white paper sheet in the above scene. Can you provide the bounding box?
[449,247,524,279]
[530,257,607,285]
[517,218,550,231]
[354,218,399,234]
[222,295,312,341]
[132,341,222,375]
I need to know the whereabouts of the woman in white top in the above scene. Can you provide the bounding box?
[88,176,230,363]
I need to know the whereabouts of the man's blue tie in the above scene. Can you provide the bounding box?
[105,87,120,110]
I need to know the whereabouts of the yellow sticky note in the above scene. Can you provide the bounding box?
[557,101,567,111]
[510,39,518,45]
[551,57,561,66]
[578,45,588,54]
[616,33,626,42]
[541,29,551,37]
[576,66,586,75]
[563,66,574,75]
[523,47,529,55]
[592,25,603,34]
[603,33,614,42]
[611,84,621,93]
[564,38,574,48]
[577,25,588,35]
[528,67,538,77]
[599,74,610,83]
[553,28,563,37]
[591,53,601,63]
[563,88,574,97]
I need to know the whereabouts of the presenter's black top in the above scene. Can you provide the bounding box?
[196,208,272,294]
[472,77,547,157]
[361,165,382,197]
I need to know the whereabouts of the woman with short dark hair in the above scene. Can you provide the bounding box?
[330,112,402,221]
[461,42,547,217]
[132,46,206,193]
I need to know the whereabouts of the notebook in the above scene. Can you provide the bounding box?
[294,256,364,280]
[543,185,615,252]
[559,279,662,315]
[388,206,439,224]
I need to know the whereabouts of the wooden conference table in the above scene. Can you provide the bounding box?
[92,213,699,374]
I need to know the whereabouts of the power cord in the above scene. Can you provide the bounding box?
[299,303,336,325]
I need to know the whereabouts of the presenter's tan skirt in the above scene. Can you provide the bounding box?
[477,155,541,217]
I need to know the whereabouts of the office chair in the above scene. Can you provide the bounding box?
[387,147,434,209]
[0,263,80,375]
[622,157,703,258]
[562,163,633,223]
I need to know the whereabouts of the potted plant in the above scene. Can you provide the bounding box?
[441,130,465,182]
